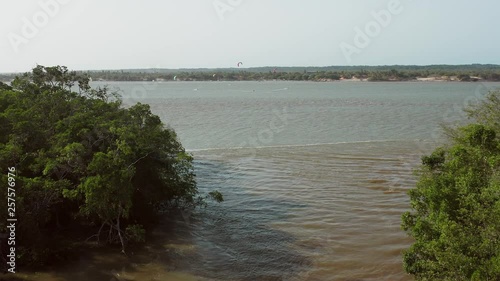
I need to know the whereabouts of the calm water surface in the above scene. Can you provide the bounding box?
[118,81,498,281]
[26,81,500,281]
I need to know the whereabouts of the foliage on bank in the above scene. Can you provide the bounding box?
[0,65,222,267]
[402,91,500,280]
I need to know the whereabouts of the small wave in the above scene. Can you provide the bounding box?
[271,87,289,92]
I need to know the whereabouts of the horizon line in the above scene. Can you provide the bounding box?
[2,63,500,74]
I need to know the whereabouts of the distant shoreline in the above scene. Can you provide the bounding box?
[2,77,497,84]
[2,64,499,83]
[88,77,495,83]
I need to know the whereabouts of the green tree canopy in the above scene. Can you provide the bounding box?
[402,90,500,280]
[0,65,221,266]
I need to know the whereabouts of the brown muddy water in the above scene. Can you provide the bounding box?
[6,81,500,280]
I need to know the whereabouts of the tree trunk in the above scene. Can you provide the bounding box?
[117,209,126,254]
[96,220,106,244]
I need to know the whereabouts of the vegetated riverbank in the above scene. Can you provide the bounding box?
[77,72,499,83]
[0,66,222,280]
[97,76,491,83]
[69,64,500,83]
[1,64,500,83]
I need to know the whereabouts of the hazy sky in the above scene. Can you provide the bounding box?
[1,0,499,72]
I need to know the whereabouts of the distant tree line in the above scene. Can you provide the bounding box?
[86,65,500,82]
[77,69,500,82]
[1,65,500,83]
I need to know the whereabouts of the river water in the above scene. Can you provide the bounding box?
[21,81,500,281]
